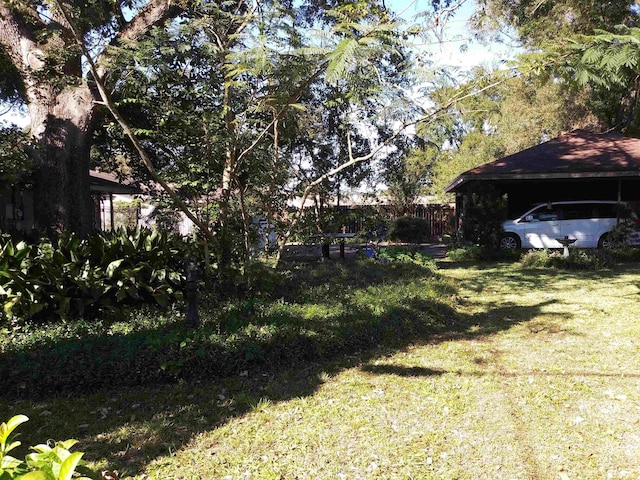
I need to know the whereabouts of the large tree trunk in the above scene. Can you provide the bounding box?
[0,0,187,236]
[28,83,97,235]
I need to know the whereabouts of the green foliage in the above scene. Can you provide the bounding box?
[519,249,609,270]
[607,220,638,248]
[446,244,520,262]
[605,245,640,262]
[518,249,553,268]
[0,415,92,480]
[377,246,436,268]
[387,216,431,243]
[446,245,486,262]
[474,0,637,48]
[0,126,31,187]
[1,259,455,397]
[427,75,593,200]
[0,227,191,322]
[461,183,507,250]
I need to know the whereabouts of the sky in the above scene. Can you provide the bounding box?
[390,0,520,70]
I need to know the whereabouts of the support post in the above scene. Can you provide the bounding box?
[185,260,200,329]
[109,193,115,231]
[322,241,330,259]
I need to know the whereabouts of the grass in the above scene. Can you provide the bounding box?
[2,257,640,479]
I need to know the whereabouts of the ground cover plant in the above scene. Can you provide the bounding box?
[0,253,453,397]
[1,256,640,478]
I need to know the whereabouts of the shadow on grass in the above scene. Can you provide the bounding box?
[361,364,447,377]
[0,260,593,477]
[439,260,633,296]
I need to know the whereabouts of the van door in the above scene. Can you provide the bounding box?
[563,203,616,247]
[523,205,564,248]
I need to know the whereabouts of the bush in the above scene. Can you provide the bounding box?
[377,246,436,268]
[388,216,430,243]
[606,245,640,262]
[0,415,94,480]
[0,227,193,323]
[460,183,507,249]
[519,249,609,270]
[446,244,520,262]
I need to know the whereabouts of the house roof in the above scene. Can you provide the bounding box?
[445,129,640,193]
[90,169,140,194]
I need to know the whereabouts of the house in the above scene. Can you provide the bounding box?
[445,129,640,219]
[0,170,140,233]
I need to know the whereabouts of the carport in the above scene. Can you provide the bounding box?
[445,129,640,218]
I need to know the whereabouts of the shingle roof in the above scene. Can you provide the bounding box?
[90,169,140,194]
[445,130,640,193]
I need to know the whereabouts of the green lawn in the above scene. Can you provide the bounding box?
[3,259,640,479]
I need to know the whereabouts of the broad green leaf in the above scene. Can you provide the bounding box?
[58,451,84,480]
[0,454,22,469]
[57,440,78,451]
[1,415,28,444]
[21,471,53,480]
[106,259,124,279]
[4,441,20,454]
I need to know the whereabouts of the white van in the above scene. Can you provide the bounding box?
[500,201,632,249]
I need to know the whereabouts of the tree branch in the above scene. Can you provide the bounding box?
[274,69,516,265]
[0,3,38,73]
[95,0,188,80]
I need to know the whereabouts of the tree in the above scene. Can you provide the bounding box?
[0,0,189,235]
[379,133,432,217]
[472,0,638,48]
[473,0,640,134]
[423,69,597,201]
[89,0,423,263]
[538,26,640,134]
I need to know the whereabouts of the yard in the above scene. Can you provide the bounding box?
[2,256,640,479]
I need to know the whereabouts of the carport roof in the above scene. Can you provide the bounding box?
[445,129,640,193]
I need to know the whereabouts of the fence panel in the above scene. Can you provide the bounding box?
[329,204,456,241]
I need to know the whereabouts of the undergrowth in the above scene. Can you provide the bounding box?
[1,251,456,398]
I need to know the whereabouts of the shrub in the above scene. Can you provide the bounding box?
[0,227,193,323]
[519,249,553,268]
[377,246,436,268]
[606,245,640,262]
[446,244,520,262]
[0,415,94,480]
[388,216,430,244]
[460,183,507,249]
[519,249,609,270]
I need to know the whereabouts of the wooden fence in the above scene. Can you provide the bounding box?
[327,204,456,241]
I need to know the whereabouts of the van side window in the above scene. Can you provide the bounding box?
[565,204,592,220]
[531,206,562,221]
[559,203,616,220]
[587,203,616,219]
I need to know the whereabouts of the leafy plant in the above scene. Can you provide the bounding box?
[387,216,431,244]
[0,415,93,480]
[460,183,507,250]
[0,227,193,323]
[519,249,609,270]
[377,246,436,268]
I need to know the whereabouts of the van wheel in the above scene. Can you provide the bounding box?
[598,233,613,249]
[500,233,521,249]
